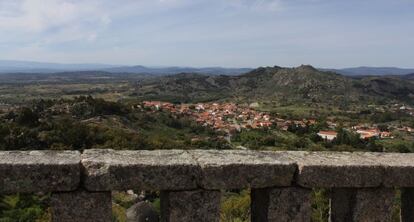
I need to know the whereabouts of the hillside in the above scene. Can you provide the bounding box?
[1,65,412,106]
[323,67,414,76]
[232,65,356,103]
[132,65,414,105]
[133,73,234,102]
[403,73,414,80]
[0,97,229,151]
[357,76,414,102]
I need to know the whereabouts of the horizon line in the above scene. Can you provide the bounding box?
[1,59,414,70]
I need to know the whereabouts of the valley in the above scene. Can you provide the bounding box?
[0,65,413,222]
[0,65,413,153]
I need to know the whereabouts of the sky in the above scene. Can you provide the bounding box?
[0,0,413,68]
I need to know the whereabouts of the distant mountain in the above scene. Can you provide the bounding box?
[104,65,252,75]
[322,67,414,76]
[3,60,414,77]
[133,65,414,105]
[0,60,252,75]
[3,60,413,77]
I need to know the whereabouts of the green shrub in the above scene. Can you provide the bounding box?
[0,194,49,222]
[221,190,250,222]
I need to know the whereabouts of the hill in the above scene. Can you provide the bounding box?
[133,65,414,105]
[1,65,413,106]
[232,65,355,103]
[3,60,414,77]
[323,66,414,76]
[132,73,234,102]
[356,76,414,102]
[402,73,414,80]
[0,60,251,75]
[104,66,252,75]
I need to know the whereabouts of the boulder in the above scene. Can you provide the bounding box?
[126,202,159,222]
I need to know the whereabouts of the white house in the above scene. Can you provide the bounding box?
[317,131,337,141]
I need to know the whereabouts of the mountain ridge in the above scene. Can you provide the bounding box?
[1,60,414,76]
[322,66,414,76]
[133,65,414,105]
[0,60,252,75]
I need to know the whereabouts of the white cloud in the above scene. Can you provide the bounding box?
[1,0,412,67]
[0,0,110,45]
[0,0,282,35]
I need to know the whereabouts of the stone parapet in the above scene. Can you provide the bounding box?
[2,149,414,221]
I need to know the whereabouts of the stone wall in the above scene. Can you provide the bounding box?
[2,149,414,221]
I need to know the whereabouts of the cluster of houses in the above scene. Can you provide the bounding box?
[394,104,414,116]
[142,101,322,134]
[142,101,275,133]
[141,101,414,142]
[317,126,395,142]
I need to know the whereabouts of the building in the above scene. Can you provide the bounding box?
[380,131,393,139]
[356,129,380,139]
[317,131,337,141]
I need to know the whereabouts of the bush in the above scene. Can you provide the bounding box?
[311,189,329,222]
[221,190,250,222]
[112,204,127,222]
[0,194,49,222]
[15,108,39,127]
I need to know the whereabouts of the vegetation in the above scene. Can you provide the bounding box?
[0,194,50,222]
[221,190,250,222]
[1,66,413,106]
[230,123,410,153]
[131,66,414,106]
[0,66,413,221]
[0,97,229,151]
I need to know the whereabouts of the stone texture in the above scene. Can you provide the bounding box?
[329,188,353,222]
[190,150,296,189]
[82,149,200,191]
[160,189,221,222]
[0,150,80,193]
[329,188,395,222]
[251,187,311,222]
[127,202,159,222]
[368,152,414,187]
[401,188,414,222]
[51,189,111,222]
[291,152,383,188]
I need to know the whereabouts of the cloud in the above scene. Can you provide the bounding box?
[0,0,282,37]
[0,0,110,45]
[1,0,413,67]
[224,0,283,11]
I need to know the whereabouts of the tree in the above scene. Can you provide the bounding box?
[366,137,383,152]
[16,108,39,127]
[377,124,388,132]
[45,118,97,150]
[333,128,363,148]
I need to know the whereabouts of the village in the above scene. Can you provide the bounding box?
[141,101,414,142]
[0,99,412,143]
